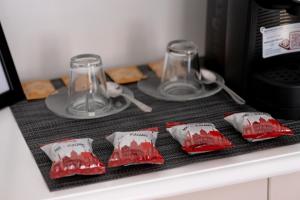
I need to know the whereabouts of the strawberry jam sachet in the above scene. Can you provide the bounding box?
[106,128,164,167]
[224,112,293,142]
[41,138,106,179]
[166,122,233,154]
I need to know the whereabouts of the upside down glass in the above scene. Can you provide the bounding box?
[159,40,202,100]
[67,54,111,117]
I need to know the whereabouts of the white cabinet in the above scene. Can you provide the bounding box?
[160,179,268,200]
[160,171,300,200]
[269,172,300,200]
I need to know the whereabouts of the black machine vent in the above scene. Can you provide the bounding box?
[260,64,300,84]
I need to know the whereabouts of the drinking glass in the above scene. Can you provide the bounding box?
[67,54,111,117]
[158,40,202,99]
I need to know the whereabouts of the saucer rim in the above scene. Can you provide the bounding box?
[137,69,224,102]
[45,86,132,119]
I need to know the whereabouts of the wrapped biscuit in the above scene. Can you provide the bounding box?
[166,122,233,154]
[224,112,293,142]
[106,128,164,167]
[41,138,105,179]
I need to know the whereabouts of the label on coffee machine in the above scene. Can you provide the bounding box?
[261,23,300,58]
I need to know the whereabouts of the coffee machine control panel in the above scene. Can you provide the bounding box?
[206,0,300,119]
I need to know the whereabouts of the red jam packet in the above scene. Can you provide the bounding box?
[106,128,164,167]
[166,122,233,154]
[224,112,293,142]
[41,138,106,179]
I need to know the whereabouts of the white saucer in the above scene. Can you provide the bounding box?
[137,70,224,102]
[45,87,132,119]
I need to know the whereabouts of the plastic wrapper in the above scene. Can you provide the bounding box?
[106,128,164,167]
[166,122,233,154]
[224,112,293,142]
[41,138,106,179]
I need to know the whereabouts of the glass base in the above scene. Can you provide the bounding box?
[158,80,203,100]
[67,95,112,117]
[45,87,132,119]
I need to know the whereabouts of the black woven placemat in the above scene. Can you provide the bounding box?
[10,66,300,191]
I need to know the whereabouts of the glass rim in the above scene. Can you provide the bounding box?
[167,40,198,56]
[71,54,102,68]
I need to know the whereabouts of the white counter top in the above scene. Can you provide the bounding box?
[1,106,300,200]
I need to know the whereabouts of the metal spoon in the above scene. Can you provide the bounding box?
[106,81,152,112]
[197,69,246,105]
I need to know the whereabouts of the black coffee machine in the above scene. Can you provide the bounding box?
[206,0,300,119]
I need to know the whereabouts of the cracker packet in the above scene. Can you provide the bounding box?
[148,60,164,77]
[105,66,146,84]
[22,80,56,100]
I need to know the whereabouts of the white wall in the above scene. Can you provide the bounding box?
[0,0,207,81]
